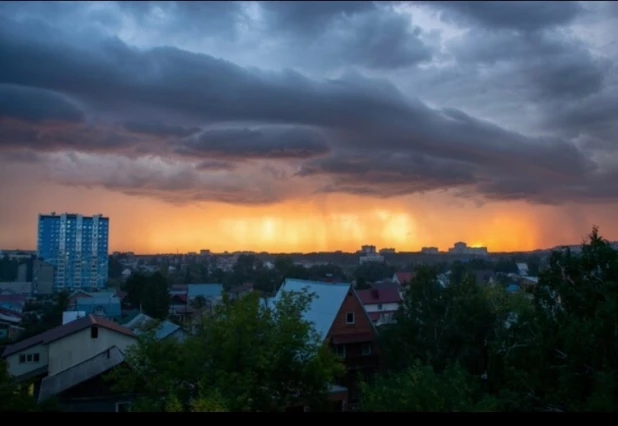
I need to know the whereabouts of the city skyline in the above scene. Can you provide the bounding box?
[1,2,618,254]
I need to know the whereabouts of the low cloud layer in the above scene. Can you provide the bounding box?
[0,1,617,207]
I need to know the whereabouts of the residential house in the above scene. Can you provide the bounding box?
[356,287,402,326]
[122,313,188,342]
[1,315,138,411]
[369,280,401,290]
[68,290,116,306]
[227,282,254,301]
[516,263,529,276]
[0,294,26,315]
[0,282,33,297]
[392,272,414,286]
[0,306,23,340]
[169,285,192,321]
[187,283,223,313]
[271,279,379,407]
[70,295,122,321]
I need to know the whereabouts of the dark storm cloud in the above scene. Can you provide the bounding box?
[260,1,431,70]
[175,126,330,160]
[122,121,201,138]
[0,84,84,123]
[448,26,607,101]
[116,1,244,39]
[0,120,144,154]
[0,2,617,206]
[426,1,584,32]
[258,1,378,36]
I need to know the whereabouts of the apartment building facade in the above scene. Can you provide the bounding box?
[37,213,109,290]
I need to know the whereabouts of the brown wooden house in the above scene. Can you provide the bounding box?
[272,279,379,409]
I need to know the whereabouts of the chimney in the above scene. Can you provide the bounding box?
[371,289,379,300]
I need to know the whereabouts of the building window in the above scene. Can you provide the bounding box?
[33,353,40,362]
[91,326,99,339]
[116,402,132,412]
[19,354,25,363]
[27,354,32,362]
[346,312,355,324]
[335,344,346,358]
[362,343,372,356]
[377,303,383,310]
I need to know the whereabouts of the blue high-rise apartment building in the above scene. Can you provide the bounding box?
[37,212,109,290]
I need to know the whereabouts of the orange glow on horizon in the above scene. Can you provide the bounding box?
[1,174,617,255]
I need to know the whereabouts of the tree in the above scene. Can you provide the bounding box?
[0,359,37,411]
[108,290,344,412]
[489,227,618,412]
[123,272,148,310]
[354,262,396,284]
[18,290,70,340]
[141,272,170,320]
[360,361,499,412]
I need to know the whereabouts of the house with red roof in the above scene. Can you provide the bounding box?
[1,314,138,412]
[392,271,415,286]
[357,287,403,326]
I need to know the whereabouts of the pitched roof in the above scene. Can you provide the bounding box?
[357,287,402,305]
[75,296,121,305]
[187,284,223,299]
[1,314,135,358]
[123,313,182,340]
[272,279,351,342]
[38,346,126,402]
[394,272,414,284]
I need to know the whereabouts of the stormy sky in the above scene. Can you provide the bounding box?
[1,1,617,253]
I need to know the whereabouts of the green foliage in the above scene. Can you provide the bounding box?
[370,227,618,412]
[122,272,170,320]
[360,361,498,412]
[18,291,70,340]
[107,289,344,412]
[0,359,38,412]
[354,262,396,284]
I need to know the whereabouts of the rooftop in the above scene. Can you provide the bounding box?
[357,287,402,305]
[2,314,135,358]
[272,279,351,342]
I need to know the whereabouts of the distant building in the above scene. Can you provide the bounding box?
[37,212,109,290]
[359,254,384,265]
[360,245,377,255]
[379,248,396,254]
[421,247,439,254]
[448,242,488,256]
[33,259,55,295]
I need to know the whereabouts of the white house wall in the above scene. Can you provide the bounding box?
[47,327,137,376]
[5,343,48,377]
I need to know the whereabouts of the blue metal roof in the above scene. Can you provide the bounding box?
[272,279,351,342]
[187,284,223,299]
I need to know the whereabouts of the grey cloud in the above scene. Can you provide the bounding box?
[427,1,583,32]
[448,29,607,101]
[0,84,84,123]
[196,160,237,171]
[175,126,330,160]
[0,5,617,206]
[259,1,377,36]
[123,121,201,138]
[116,1,244,40]
[45,154,296,206]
